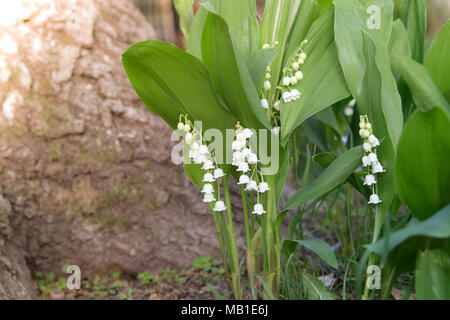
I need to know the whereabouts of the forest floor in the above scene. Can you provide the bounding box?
[35,254,231,300]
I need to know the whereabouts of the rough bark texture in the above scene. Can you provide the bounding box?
[0,0,244,299]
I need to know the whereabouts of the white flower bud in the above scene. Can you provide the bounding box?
[359,122,365,129]
[201,184,214,193]
[372,162,385,174]
[282,91,292,103]
[365,123,372,129]
[298,58,304,65]
[290,76,298,85]
[184,124,191,132]
[274,100,281,111]
[242,128,253,139]
[237,175,250,185]
[245,180,258,192]
[199,145,209,155]
[185,132,193,145]
[295,71,303,80]
[261,98,269,109]
[283,77,291,86]
[264,80,271,91]
[363,142,372,152]
[368,152,378,164]
[262,43,270,49]
[368,135,379,147]
[247,153,258,164]
[202,160,215,170]
[202,173,215,182]
[213,168,225,179]
[265,73,271,80]
[203,193,215,203]
[237,162,249,173]
[272,127,280,136]
[292,62,299,70]
[177,122,184,130]
[344,107,354,117]
[299,52,307,60]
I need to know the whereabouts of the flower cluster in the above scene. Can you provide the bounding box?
[359,115,384,205]
[280,40,308,103]
[177,115,227,212]
[232,123,270,215]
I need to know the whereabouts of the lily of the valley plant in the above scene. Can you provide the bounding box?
[123,0,450,300]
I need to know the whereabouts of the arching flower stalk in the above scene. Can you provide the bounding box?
[359,115,384,205]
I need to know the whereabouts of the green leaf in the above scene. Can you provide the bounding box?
[301,272,339,300]
[365,205,450,254]
[395,108,450,220]
[122,40,236,131]
[280,9,350,143]
[285,238,338,269]
[201,12,271,130]
[186,6,208,59]
[275,147,289,204]
[391,52,450,115]
[248,47,278,91]
[424,20,450,102]
[285,146,363,210]
[313,152,371,199]
[174,0,194,40]
[396,0,427,62]
[416,249,450,300]
[209,0,259,60]
[389,20,411,58]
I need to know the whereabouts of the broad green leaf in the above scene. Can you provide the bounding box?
[285,146,363,210]
[248,47,278,91]
[391,52,450,115]
[280,9,350,143]
[285,238,338,269]
[395,108,450,220]
[301,272,339,300]
[186,6,208,59]
[396,0,427,62]
[174,0,194,40]
[209,0,259,61]
[313,152,371,198]
[416,249,450,300]
[122,40,236,131]
[201,12,271,130]
[389,19,411,61]
[335,0,402,239]
[365,205,450,254]
[424,20,450,102]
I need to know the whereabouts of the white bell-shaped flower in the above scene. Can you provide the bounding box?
[237,175,250,185]
[189,149,198,160]
[368,152,378,164]
[199,145,209,155]
[368,193,382,205]
[292,62,299,70]
[274,100,281,111]
[191,142,200,151]
[247,153,258,164]
[264,80,271,91]
[185,132,194,145]
[282,91,292,103]
[261,98,269,109]
[252,203,266,215]
[298,58,304,65]
[241,148,251,158]
[236,132,246,141]
[344,107,354,117]
[245,180,258,192]
[363,142,372,152]
[290,89,301,101]
[177,123,184,130]
[242,128,253,139]
[237,162,250,173]
[272,127,280,136]
[232,151,245,165]
[283,76,291,86]
[213,201,227,212]
[362,156,370,167]
[295,71,303,80]
[258,182,270,193]
[184,124,190,132]
[232,140,243,151]
[202,160,215,170]
[371,162,385,174]
[213,168,225,179]
[202,184,214,194]
[368,135,380,147]
[203,193,215,203]
[363,174,377,186]
[299,52,307,60]
[202,173,215,182]
[290,76,298,85]
[194,154,207,164]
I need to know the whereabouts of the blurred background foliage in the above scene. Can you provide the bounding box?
[129,0,448,47]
